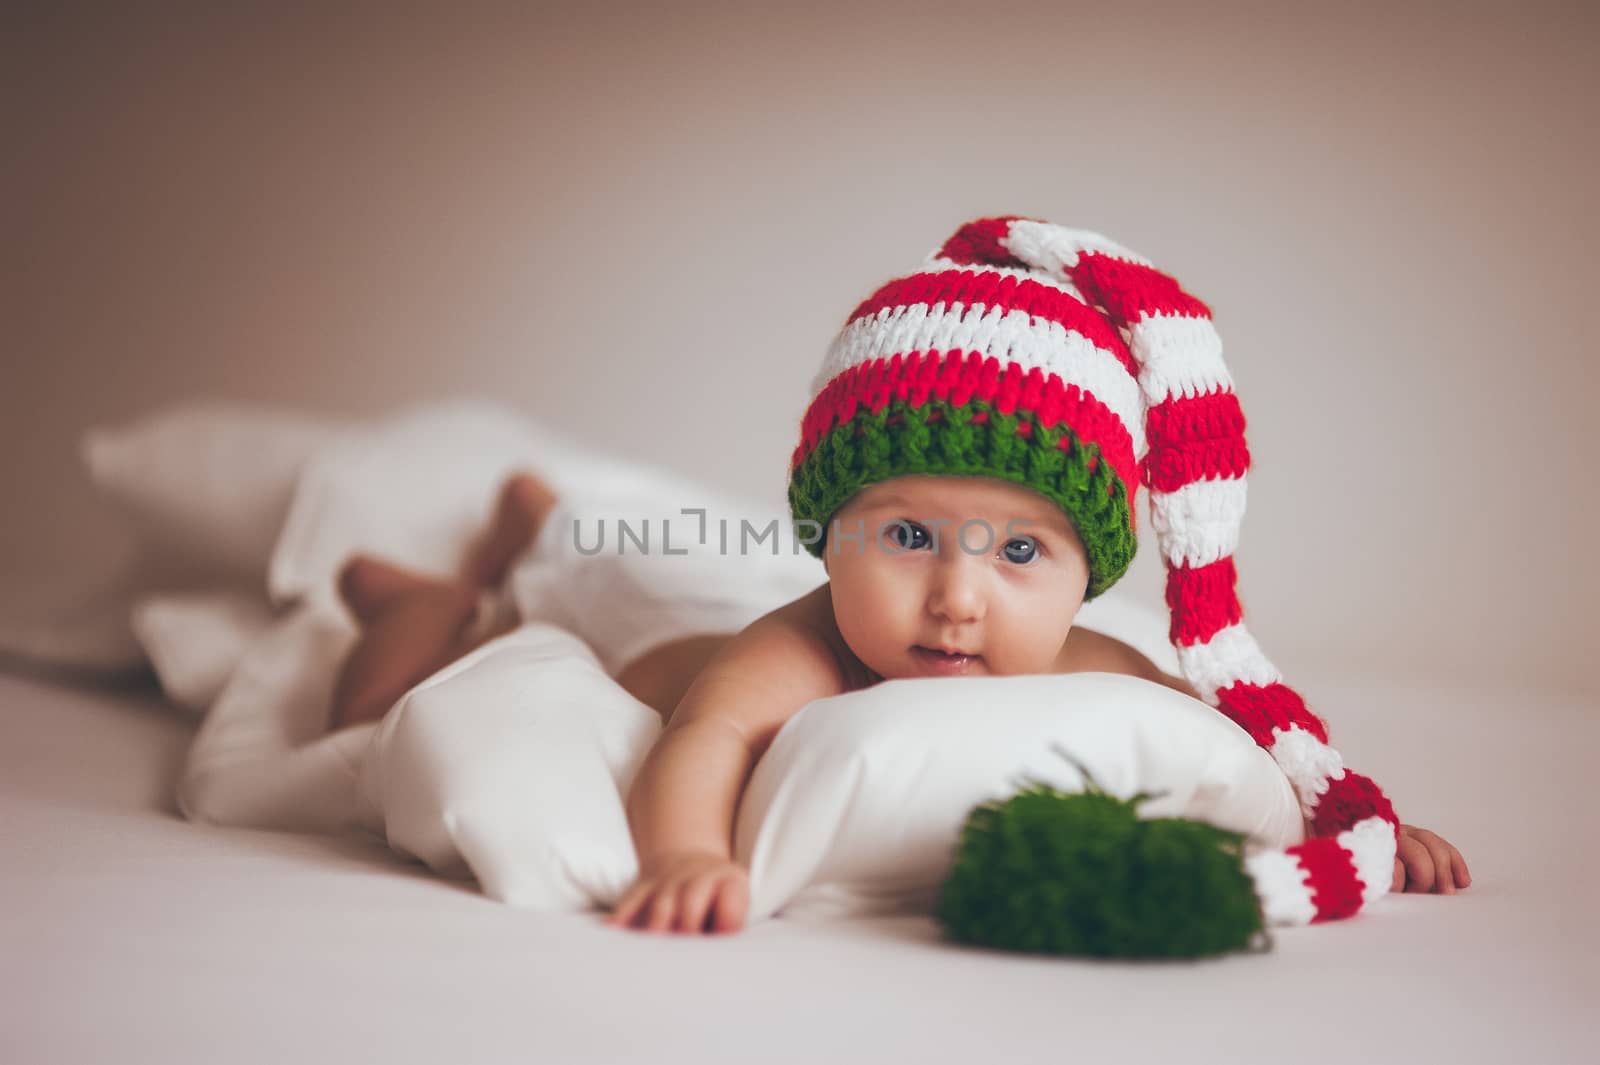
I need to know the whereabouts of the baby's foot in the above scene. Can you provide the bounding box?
[337,553,447,627]
[461,471,561,589]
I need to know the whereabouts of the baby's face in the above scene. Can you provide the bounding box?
[822,475,1090,681]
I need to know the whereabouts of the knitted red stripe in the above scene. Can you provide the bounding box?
[793,351,1138,496]
[934,217,1028,269]
[1141,390,1250,493]
[1164,556,1242,646]
[1066,251,1213,324]
[1310,771,1400,837]
[1212,683,1331,748]
[1290,836,1366,922]
[845,270,1138,378]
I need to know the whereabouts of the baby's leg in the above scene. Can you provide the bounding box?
[327,470,562,730]
[337,554,446,626]
[328,579,481,730]
[460,471,561,588]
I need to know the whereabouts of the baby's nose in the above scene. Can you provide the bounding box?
[926,555,986,623]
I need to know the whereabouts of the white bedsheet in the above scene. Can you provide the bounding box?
[1,668,1591,1065]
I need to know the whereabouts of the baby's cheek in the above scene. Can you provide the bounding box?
[1009,628,1064,676]
[835,613,897,678]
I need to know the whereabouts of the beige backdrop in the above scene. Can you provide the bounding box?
[5,2,1595,697]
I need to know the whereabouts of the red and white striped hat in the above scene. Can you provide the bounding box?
[787,216,1400,926]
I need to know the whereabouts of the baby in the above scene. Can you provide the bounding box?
[330,216,1469,936]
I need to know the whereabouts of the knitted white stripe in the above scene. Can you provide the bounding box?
[1243,848,1317,926]
[1246,826,1392,928]
[1130,314,1235,406]
[1173,622,1280,705]
[1269,727,1345,820]
[1341,816,1398,905]
[1147,477,1249,568]
[813,303,1147,457]
[919,256,1092,305]
[999,216,1391,933]
[1000,220,1152,274]
[1001,220,1231,404]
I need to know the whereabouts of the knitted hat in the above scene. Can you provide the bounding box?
[787,216,1399,927]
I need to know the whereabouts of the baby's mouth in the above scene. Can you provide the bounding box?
[911,646,979,673]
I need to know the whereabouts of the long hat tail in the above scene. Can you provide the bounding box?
[936,216,1399,924]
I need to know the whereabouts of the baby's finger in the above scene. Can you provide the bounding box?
[1451,846,1472,889]
[1399,835,1435,893]
[710,875,750,934]
[1407,827,1469,889]
[678,875,720,934]
[1426,838,1456,894]
[618,888,658,930]
[607,884,647,928]
[643,886,678,933]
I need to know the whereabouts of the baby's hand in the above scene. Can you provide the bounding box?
[605,849,750,935]
[1392,824,1471,894]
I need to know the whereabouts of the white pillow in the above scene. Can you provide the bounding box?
[734,673,1303,921]
[131,590,281,716]
[0,403,343,675]
[358,623,1301,922]
[178,600,379,835]
[82,401,346,583]
[361,623,660,909]
[267,397,728,608]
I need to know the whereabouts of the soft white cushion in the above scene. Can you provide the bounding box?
[131,590,281,716]
[267,397,731,608]
[356,623,1300,922]
[19,396,632,677]
[0,403,342,675]
[361,623,659,909]
[82,402,346,583]
[735,673,1303,921]
[178,601,379,836]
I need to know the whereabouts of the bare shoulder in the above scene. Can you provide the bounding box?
[1056,624,1199,699]
[666,584,854,759]
[1054,625,1143,674]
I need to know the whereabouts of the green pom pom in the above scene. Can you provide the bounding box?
[934,753,1268,959]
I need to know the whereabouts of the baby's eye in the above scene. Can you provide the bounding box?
[885,520,932,551]
[1002,537,1040,565]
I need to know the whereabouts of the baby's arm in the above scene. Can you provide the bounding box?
[606,614,847,935]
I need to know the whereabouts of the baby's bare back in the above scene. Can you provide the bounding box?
[614,583,856,728]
